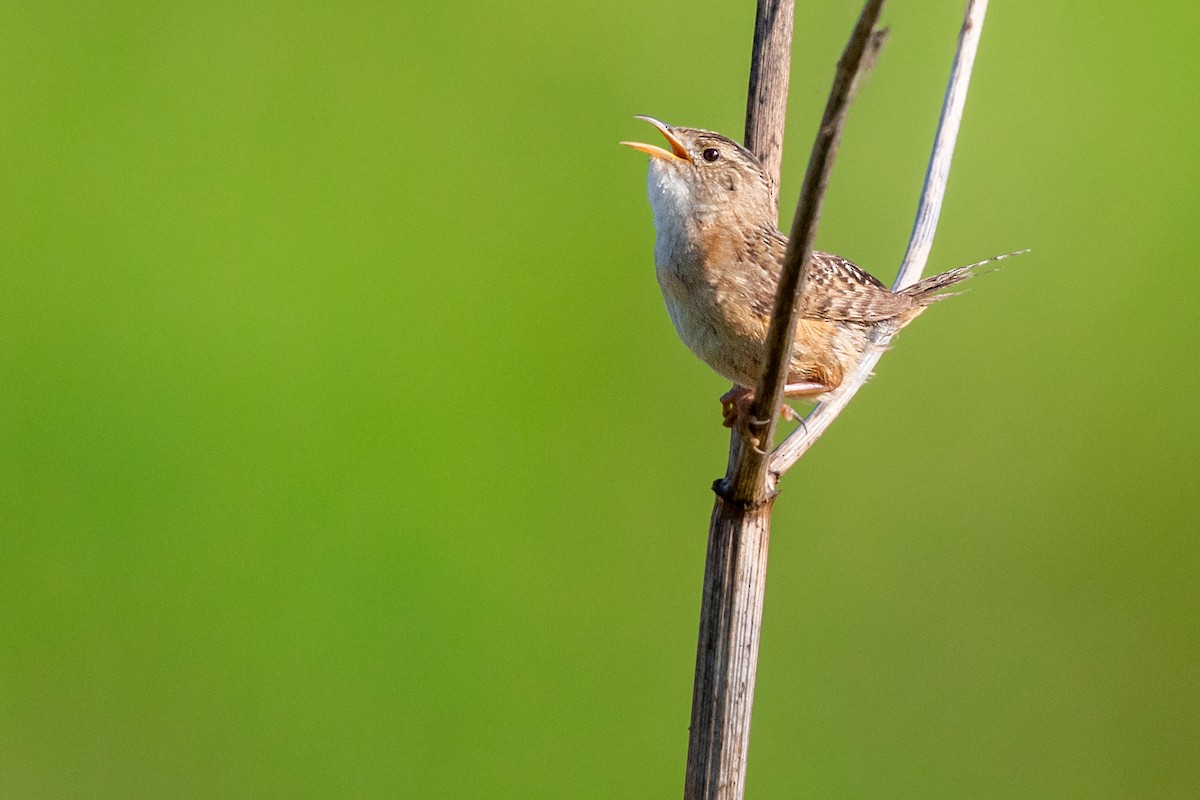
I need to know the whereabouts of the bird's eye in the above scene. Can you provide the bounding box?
[702,148,721,163]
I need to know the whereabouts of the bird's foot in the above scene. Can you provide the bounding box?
[719,387,798,454]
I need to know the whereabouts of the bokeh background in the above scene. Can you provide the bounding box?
[3,1,1197,797]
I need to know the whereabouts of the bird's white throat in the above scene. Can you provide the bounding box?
[646,161,698,232]
[646,161,708,274]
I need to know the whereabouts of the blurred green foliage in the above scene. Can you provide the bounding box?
[2,1,1198,797]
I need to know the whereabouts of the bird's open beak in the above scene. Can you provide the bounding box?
[620,116,692,163]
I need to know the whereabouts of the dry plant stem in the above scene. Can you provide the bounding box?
[744,0,794,219]
[895,0,990,291]
[683,5,887,800]
[725,0,887,503]
[684,498,772,800]
[770,0,990,476]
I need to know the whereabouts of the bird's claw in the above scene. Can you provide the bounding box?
[719,387,796,454]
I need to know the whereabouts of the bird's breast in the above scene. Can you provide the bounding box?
[653,238,769,388]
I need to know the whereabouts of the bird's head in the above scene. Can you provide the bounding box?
[621,116,775,228]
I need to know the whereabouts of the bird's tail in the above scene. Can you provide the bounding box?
[900,249,1029,305]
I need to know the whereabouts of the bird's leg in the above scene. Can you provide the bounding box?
[781,382,834,438]
[782,381,831,399]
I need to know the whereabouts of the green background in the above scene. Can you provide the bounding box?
[3,1,1197,797]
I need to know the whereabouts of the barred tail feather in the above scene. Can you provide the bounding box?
[900,248,1029,305]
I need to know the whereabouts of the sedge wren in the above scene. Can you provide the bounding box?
[622,116,984,440]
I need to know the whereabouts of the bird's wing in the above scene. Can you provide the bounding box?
[760,231,911,323]
[801,251,912,323]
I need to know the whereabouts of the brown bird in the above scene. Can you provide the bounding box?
[622,116,987,443]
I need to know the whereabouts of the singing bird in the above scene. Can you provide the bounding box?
[622,116,995,444]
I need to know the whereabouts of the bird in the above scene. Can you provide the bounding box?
[622,115,991,446]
